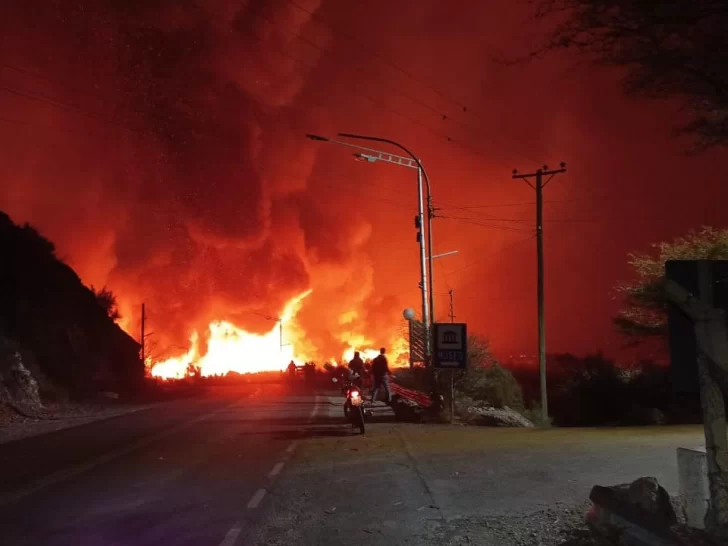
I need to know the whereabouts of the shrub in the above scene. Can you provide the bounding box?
[451,336,525,411]
[550,353,626,426]
[548,353,674,426]
[454,364,525,411]
[521,403,553,427]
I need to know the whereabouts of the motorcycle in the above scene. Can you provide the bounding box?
[332,373,371,434]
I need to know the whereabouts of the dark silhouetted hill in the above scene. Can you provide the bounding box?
[0,211,142,399]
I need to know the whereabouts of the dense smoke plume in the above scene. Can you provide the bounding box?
[1,0,727,361]
[0,0,381,361]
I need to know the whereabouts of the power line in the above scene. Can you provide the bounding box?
[436,187,687,211]
[0,82,154,138]
[439,209,604,225]
[281,0,543,163]
[0,79,233,146]
[0,62,157,121]
[194,2,519,169]
[438,214,534,233]
[442,233,537,277]
[3,3,525,172]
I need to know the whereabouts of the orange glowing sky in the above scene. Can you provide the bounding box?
[0,0,726,365]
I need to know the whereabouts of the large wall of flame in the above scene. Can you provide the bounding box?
[1,0,727,360]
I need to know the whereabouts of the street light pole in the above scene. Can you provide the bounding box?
[416,164,431,356]
[337,133,436,359]
[306,132,442,364]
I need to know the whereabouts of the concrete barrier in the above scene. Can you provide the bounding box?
[677,447,709,529]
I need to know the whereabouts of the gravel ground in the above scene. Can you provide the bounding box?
[420,502,597,545]
[248,397,703,546]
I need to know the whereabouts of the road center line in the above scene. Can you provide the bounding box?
[247,488,267,509]
[268,462,285,477]
[285,440,298,454]
[307,395,320,423]
[218,526,242,546]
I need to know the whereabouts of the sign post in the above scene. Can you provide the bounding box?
[433,323,468,423]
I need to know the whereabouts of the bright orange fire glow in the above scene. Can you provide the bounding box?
[341,336,409,368]
[149,290,411,380]
[150,291,311,379]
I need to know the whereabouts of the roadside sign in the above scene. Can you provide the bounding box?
[432,323,467,369]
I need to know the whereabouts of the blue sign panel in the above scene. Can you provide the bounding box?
[433,323,467,369]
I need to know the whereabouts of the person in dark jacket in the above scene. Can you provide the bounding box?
[370,347,391,404]
[348,351,364,387]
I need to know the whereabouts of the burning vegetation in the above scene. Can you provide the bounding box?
[0,1,414,380]
[148,290,410,380]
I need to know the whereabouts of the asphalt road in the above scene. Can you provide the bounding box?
[0,384,707,546]
[0,383,327,546]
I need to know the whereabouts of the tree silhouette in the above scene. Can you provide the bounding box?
[92,286,121,322]
[534,0,728,150]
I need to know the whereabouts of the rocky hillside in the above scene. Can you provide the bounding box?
[0,211,142,403]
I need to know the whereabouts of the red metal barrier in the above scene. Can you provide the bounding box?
[390,380,432,408]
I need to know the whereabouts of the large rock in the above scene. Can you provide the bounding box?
[588,477,679,546]
[0,342,43,415]
[627,477,678,524]
[464,405,534,428]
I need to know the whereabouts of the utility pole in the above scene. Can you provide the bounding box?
[512,162,567,423]
[427,192,436,326]
[279,318,284,353]
[140,303,146,365]
[448,289,455,323]
[416,166,431,361]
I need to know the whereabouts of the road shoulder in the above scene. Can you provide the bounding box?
[248,414,703,545]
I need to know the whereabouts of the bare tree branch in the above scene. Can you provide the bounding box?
[532,0,728,149]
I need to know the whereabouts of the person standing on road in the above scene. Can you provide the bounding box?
[370,347,391,404]
[287,360,296,381]
[348,352,364,387]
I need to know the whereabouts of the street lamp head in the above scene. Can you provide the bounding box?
[305,133,329,142]
[403,308,416,321]
[353,153,377,163]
